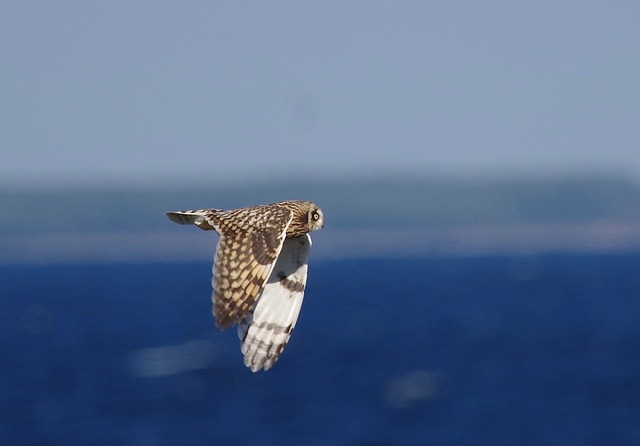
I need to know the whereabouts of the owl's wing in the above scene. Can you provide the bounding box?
[238,234,311,372]
[166,208,219,230]
[211,206,294,329]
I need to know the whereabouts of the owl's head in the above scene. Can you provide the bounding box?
[306,204,324,232]
[280,200,324,237]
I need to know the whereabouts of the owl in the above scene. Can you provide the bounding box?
[166,200,324,372]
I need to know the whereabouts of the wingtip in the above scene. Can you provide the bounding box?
[166,210,217,230]
[244,355,271,372]
[165,211,186,225]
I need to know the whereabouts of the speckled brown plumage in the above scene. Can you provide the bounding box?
[166,200,324,332]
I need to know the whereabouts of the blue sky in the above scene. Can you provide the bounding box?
[2,1,639,187]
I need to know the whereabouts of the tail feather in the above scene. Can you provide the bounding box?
[166,209,217,230]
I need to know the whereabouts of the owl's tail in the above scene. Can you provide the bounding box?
[166,209,217,231]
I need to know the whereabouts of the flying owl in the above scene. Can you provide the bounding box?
[166,200,324,372]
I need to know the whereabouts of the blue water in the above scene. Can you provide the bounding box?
[1,254,640,445]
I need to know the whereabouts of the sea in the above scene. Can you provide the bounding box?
[1,254,640,445]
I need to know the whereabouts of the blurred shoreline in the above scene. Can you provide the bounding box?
[3,222,640,265]
[2,176,640,263]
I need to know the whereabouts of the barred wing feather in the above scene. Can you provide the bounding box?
[238,234,311,372]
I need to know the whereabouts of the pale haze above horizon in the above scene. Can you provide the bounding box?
[2,2,640,187]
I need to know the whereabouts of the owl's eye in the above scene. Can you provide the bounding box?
[311,211,320,221]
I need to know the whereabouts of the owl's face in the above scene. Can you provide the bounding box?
[307,205,324,232]
[280,200,324,237]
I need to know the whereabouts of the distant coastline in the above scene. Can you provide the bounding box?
[2,176,640,263]
[3,222,640,265]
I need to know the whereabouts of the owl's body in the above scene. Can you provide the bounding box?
[166,200,324,372]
